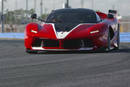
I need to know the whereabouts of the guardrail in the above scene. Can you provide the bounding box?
[120,32,130,42]
[0,33,24,39]
[0,32,130,42]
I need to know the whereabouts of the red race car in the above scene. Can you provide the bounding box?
[24,8,120,53]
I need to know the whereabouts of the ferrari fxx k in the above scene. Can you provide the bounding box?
[24,8,120,53]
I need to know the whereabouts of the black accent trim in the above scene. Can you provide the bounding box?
[32,38,59,47]
[83,39,94,47]
[63,39,82,49]
[32,38,42,47]
[62,39,94,49]
[43,39,59,47]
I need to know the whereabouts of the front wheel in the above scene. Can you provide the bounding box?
[115,24,120,50]
[106,29,111,51]
[95,30,111,52]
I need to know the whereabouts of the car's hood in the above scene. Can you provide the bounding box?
[39,23,96,40]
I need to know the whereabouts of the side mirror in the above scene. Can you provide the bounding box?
[108,14,114,19]
[31,14,37,19]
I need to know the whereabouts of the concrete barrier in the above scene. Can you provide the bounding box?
[120,32,130,42]
[0,33,24,39]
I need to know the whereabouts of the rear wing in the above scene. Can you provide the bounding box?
[108,10,117,15]
[96,10,122,20]
[108,10,122,20]
[96,11,107,20]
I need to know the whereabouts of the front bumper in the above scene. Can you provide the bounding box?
[30,38,95,51]
[31,47,94,51]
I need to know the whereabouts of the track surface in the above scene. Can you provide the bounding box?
[0,40,130,87]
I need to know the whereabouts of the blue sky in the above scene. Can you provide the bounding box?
[0,0,130,16]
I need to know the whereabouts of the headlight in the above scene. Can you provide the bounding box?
[90,30,99,34]
[31,30,38,33]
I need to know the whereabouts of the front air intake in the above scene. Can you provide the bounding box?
[32,38,59,47]
[32,38,42,47]
[42,39,59,47]
[63,39,82,49]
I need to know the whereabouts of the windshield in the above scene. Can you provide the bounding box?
[46,12,97,23]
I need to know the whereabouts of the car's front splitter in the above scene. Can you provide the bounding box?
[31,47,93,51]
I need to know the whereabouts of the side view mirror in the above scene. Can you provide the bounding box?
[108,14,114,19]
[31,14,37,19]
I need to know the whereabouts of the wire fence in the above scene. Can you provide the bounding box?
[0,22,129,33]
[0,0,130,33]
[0,18,130,33]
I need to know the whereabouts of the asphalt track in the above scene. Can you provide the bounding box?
[0,40,130,87]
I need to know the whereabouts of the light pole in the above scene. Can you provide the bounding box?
[40,0,43,16]
[81,0,84,8]
[34,0,36,12]
[66,0,69,8]
[52,0,55,10]
[26,0,28,18]
[15,0,17,9]
[1,0,4,32]
[92,0,94,9]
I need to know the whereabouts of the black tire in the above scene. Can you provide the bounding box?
[115,24,120,50]
[95,30,111,52]
[26,49,38,54]
[106,29,111,51]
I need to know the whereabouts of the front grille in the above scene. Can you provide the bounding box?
[32,38,42,47]
[32,38,59,47]
[63,39,93,49]
[32,38,93,48]
[83,39,94,47]
[43,39,59,47]
[63,39,82,49]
